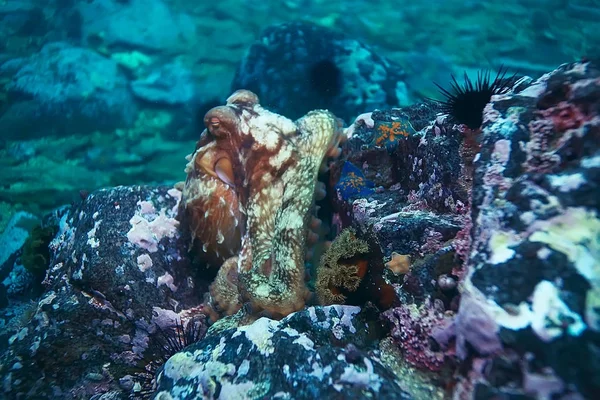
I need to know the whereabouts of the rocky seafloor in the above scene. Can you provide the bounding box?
[1,1,599,400]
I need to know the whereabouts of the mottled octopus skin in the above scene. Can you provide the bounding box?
[180,90,344,319]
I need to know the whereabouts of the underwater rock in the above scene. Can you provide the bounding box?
[0,211,39,271]
[329,102,467,305]
[384,299,454,372]
[0,42,137,139]
[47,185,201,312]
[77,0,196,54]
[155,305,412,399]
[129,61,199,141]
[232,21,415,123]
[333,62,599,397]
[454,61,600,398]
[335,103,467,214]
[0,212,41,306]
[0,186,206,399]
[0,1,46,38]
[130,61,196,105]
[0,109,196,214]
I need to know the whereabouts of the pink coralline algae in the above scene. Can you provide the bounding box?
[383,299,450,371]
[452,210,473,277]
[127,198,180,253]
[419,228,445,255]
[425,292,503,383]
[524,118,562,173]
[538,100,590,132]
[452,293,502,360]
[522,75,598,174]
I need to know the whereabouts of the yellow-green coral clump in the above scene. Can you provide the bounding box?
[315,228,370,305]
[22,225,57,281]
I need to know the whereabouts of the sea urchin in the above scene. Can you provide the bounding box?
[433,67,515,130]
[131,318,206,399]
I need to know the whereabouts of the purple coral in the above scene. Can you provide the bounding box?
[383,299,449,371]
[432,293,503,360]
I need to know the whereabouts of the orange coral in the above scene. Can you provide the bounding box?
[373,118,415,148]
[316,228,399,310]
[385,252,411,274]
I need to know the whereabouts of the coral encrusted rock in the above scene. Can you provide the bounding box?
[154,305,412,400]
[453,61,600,398]
[0,186,206,399]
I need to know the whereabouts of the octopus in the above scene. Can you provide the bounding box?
[179,90,345,321]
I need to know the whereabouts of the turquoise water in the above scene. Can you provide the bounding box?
[0,0,596,223]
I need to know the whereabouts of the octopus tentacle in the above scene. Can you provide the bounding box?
[180,89,345,321]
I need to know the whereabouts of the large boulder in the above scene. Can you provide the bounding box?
[0,186,206,399]
[329,61,600,399]
[130,62,196,106]
[0,42,137,139]
[450,61,600,398]
[155,305,412,400]
[232,22,415,123]
[77,0,196,54]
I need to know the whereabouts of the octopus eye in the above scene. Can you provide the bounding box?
[205,106,237,138]
[208,117,229,139]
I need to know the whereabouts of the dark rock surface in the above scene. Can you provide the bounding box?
[333,103,468,215]
[0,1,46,38]
[0,185,206,399]
[232,21,415,123]
[327,101,468,306]
[155,305,412,400]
